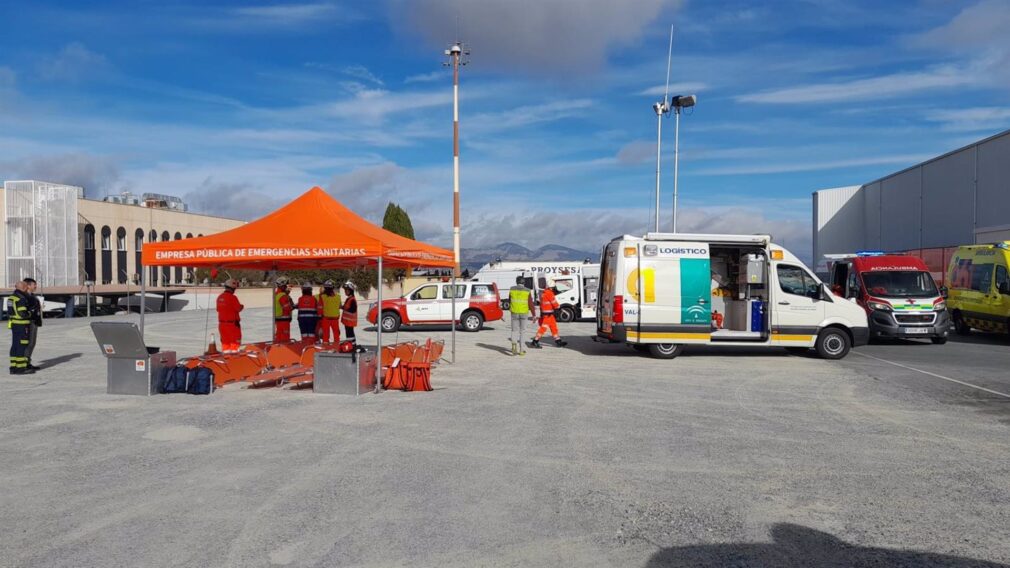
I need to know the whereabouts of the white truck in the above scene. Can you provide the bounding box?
[472,260,600,322]
[596,233,869,359]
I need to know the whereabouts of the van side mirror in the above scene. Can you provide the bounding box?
[939,286,949,299]
[999,282,1010,296]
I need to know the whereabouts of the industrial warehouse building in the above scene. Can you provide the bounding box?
[1,180,244,288]
[813,128,1010,282]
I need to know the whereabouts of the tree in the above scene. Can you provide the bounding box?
[382,203,415,240]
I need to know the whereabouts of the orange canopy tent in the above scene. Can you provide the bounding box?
[139,186,457,388]
[141,186,454,270]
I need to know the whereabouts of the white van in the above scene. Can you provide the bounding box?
[473,261,600,322]
[596,233,869,359]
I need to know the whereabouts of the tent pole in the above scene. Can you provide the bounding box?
[374,256,383,393]
[451,272,456,363]
[139,260,146,338]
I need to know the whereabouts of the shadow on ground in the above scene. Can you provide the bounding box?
[475,342,512,356]
[37,353,83,369]
[645,523,1008,567]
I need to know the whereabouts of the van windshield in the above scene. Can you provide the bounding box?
[861,270,938,298]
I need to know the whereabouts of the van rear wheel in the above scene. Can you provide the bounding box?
[815,328,850,360]
[953,312,971,335]
[647,343,683,359]
[557,306,576,323]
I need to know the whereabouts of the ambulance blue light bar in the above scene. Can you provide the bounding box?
[855,250,885,256]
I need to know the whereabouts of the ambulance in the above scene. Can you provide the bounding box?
[945,241,1010,336]
[826,252,949,344]
[596,233,869,359]
[472,261,599,322]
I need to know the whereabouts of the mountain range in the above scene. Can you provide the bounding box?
[460,242,597,271]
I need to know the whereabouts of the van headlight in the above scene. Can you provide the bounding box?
[867,301,892,312]
[933,300,946,311]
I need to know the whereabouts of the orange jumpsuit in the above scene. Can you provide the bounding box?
[273,289,293,343]
[535,288,561,340]
[316,291,342,343]
[216,289,244,352]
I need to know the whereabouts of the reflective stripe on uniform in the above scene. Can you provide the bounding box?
[509,287,531,315]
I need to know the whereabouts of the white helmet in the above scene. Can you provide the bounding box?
[323,280,336,288]
[223,278,240,289]
[343,281,356,291]
[275,276,289,287]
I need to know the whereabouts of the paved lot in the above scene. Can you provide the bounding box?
[1,309,1008,567]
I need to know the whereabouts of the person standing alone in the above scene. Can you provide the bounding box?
[316,280,342,344]
[216,278,244,352]
[508,276,536,356]
[340,282,358,344]
[23,277,42,370]
[273,277,294,342]
[7,281,34,374]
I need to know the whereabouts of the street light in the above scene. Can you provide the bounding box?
[670,94,696,233]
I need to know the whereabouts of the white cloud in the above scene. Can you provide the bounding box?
[638,82,708,97]
[186,2,360,32]
[924,106,1010,132]
[616,140,656,165]
[909,0,1010,87]
[1,152,122,196]
[341,64,384,86]
[736,65,975,104]
[467,99,594,134]
[184,179,284,221]
[38,43,110,82]
[404,70,445,84]
[388,0,683,75]
[694,153,931,176]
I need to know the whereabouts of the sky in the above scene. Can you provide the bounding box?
[1,0,1009,261]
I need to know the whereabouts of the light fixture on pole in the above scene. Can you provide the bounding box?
[670,93,696,233]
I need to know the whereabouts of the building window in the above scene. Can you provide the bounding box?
[116,227,127,251]
[186,233,193,239]
[135,228,144,250]
[83,224,96,250]
[149,230,157,242]
[101,226,111,250]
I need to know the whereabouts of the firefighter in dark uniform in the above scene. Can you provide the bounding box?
[8,281,34,375]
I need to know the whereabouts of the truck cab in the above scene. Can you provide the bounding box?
[827,253,949,344]
[473,261,599,322]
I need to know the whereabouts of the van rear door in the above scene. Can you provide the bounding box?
[597,242,620,336]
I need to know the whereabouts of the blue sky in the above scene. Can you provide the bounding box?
[1,0,1008,260]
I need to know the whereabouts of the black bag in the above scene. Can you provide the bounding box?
[160,365,190,394]
[186,366,214,395]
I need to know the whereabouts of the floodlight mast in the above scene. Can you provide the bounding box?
[670,94,696,233]
[444,41,469,275]
[652,25,674,233]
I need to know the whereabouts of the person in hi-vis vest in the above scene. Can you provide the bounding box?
[508,276,536,356]
[341,282,358,343]
[530,276,569,349]
[316,280,342,343]
[273,277,294,343]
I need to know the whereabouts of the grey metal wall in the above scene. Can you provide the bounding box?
[814,128,1010,260]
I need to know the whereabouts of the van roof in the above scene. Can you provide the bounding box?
[955,241,1010,251]
[615,233,772,245]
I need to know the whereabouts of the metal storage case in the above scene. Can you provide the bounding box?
[90,321,175,395]
[313,350,376,395]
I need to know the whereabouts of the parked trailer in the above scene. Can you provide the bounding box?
[596,233,869,359]
[473,261,599,322]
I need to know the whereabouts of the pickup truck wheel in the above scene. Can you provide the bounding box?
[647,343,683,359]
[931,336,948,345]
[557,306,576,323]
[380,311,401,333]
[815,328,850,360]
[461,311,484,332]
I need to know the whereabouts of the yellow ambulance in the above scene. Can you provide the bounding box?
[945,242,1010,335]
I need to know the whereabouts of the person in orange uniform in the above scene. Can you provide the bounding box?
[529,277,569,349]
[296,284,320,341]
[273,276,294,343]
[315,280,342,344]
[340,281,358,344]
[216,278,244,352]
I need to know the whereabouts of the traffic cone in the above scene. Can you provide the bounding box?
[206,333,220,355]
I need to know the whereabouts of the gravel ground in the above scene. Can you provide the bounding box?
[1,308,1007,567]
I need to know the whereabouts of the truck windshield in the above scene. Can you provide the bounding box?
[861,271,938,298]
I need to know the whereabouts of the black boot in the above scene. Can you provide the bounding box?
[555,338,568,347]
[529,339,542,349]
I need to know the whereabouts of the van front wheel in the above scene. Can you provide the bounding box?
[647,343,683,359]
[816,328,851,360]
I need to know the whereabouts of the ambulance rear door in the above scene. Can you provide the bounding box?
[630,241,711,344]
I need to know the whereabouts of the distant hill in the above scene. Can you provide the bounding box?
[460,242,597,271]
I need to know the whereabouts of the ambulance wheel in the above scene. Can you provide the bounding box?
[931,337,948,345]
[380,311,401,333]
[815,328,850,360]
[557,306,576,323]
[648,343,683,359]
[461,310,484,332]
[953,312,971,335]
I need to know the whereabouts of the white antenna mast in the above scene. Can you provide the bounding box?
[652,25,674,233]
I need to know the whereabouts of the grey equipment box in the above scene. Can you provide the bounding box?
[313,350,377,395]
[90,322,176,396]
